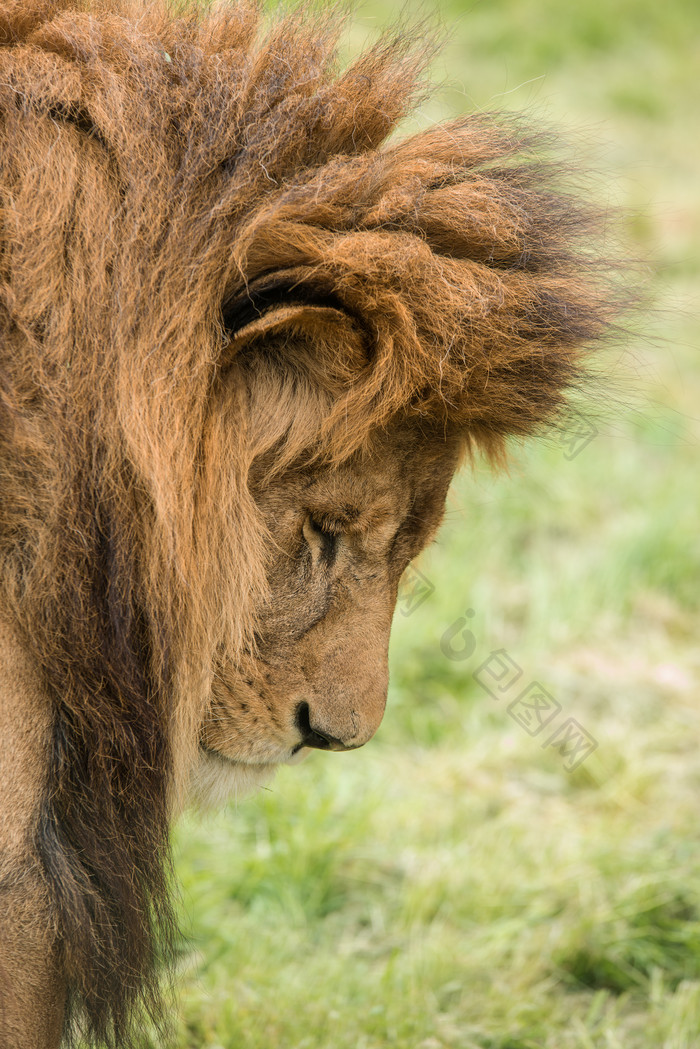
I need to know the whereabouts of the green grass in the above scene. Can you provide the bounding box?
[164,2,700,1046]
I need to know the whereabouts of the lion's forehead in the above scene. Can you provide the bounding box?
[252,431,457,549]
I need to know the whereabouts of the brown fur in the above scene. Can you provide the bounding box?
[0,1,626,1046]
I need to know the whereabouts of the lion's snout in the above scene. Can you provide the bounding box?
[294,696,384,753]
[293,627,391,752]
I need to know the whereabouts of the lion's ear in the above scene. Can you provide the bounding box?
[225,303,350,351]
[222,275,348,340]
[220,277,369,382]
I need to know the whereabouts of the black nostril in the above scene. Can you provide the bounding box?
[294,701,347,752]
[294,700,331,750]
[295,700,313,738]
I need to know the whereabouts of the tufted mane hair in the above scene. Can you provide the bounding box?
[0,1,627,1044]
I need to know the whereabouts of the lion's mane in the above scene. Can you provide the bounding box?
[0,1,625,1044]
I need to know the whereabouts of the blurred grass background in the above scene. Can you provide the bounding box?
[166,1,700,1046]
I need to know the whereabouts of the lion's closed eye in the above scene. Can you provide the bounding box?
[302,514,339,567]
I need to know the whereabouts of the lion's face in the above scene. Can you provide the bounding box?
[194,424,460,803]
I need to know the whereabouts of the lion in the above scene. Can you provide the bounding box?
[0,1,624,1046]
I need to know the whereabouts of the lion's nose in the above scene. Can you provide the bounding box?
[294,701,366,753]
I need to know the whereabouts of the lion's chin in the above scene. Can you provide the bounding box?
[188,747,278,809]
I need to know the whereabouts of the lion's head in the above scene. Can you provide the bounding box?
[0,1,624,1044]
[195,417,462,804]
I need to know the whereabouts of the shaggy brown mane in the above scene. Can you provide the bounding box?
[0,1,625,1045]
